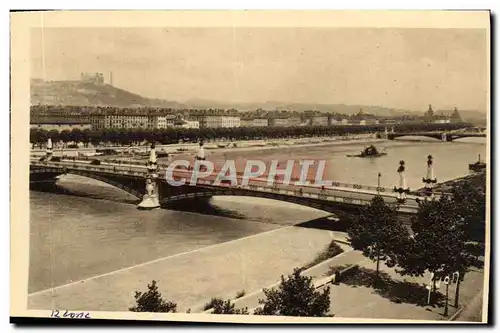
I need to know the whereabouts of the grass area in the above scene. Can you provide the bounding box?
[300,240,344,272]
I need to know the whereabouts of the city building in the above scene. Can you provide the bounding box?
[329,118,339,125]
[30,116,92,132]
[450,107,462,123]
[433,115,451,124]
[287,117,304,127]
[240,119,254,127]
[269,118,287,127]
[173,119,200,129]
[382,119,398,125]
[191,115,241,128]
[359,119,380,126]
[311,116,329,126]
[252,118,269,127]
[424,104,435,122]
[156,115,176,129]
[89,113,157,129]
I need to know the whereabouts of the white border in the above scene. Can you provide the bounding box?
[4,1,498,333]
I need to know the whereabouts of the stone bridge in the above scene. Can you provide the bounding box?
[387,131,486,142]
[30,159,420,222]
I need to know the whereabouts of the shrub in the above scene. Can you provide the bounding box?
[129,280,177,313]
[204,297,249,315]
[90,159,101,165]
[254,268,331,317]
[202,297,220,311]
[235,290,246,299]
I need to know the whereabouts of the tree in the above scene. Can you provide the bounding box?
[30,128,44,148]
[60,129,72,144]
[450,176,486,244]
[47,129,60,143]
[69,128,83,143]
[397,187,484,306]
[254,268,331,317]
[81,129,91,147]
[347,195,409,281]
[129,280,177,313]
[206,298,249,315]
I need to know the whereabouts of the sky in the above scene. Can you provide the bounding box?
[30,27,488,112]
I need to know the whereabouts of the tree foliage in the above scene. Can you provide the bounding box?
[398,180,485,280]
[29,121,471,147]
[347,195,410,278]
[205,298,249,315]
[129,280,177,313]
[450,176,486,244]
[254,268,331,317]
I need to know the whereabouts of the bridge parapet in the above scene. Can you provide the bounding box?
[31,159,423,214]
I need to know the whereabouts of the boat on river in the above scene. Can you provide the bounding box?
[346,145,387,158]
[469,154,486,172]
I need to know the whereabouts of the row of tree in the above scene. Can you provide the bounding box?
[128,177,485,316]
[347,176,485,306]
[30,122,472,147]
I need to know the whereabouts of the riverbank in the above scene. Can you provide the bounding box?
[228,240,484,321]
[30,134,381,158]
[28,223,334,312]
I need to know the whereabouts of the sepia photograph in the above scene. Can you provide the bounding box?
[10,10,490,324]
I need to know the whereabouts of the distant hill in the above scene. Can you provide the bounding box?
[30,79,185,109]
[30,79,487,122]
[182,98,415,116]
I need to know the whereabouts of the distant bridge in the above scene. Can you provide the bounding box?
[30,159,424,221]
[387,131,486,142]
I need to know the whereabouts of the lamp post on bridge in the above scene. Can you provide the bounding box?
[422,155,437,199]
[137,143,160,210]
[393,160,410,204]
[46,138,53,160]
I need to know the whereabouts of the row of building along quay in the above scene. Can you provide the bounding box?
[30,104,466,132]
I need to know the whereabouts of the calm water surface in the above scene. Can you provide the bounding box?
[29,138,486,293]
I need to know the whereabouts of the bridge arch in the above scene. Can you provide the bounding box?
[161,187,366,217]
[390,134,444,141]
[30,167,144,199]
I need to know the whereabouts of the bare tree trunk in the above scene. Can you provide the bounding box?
[431,275,436,305]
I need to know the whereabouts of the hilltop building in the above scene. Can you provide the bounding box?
[80,72,105,85]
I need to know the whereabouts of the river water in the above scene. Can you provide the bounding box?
[29,137,486,297]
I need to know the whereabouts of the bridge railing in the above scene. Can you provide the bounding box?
[30,159,150,176]
[171,169,420,205]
